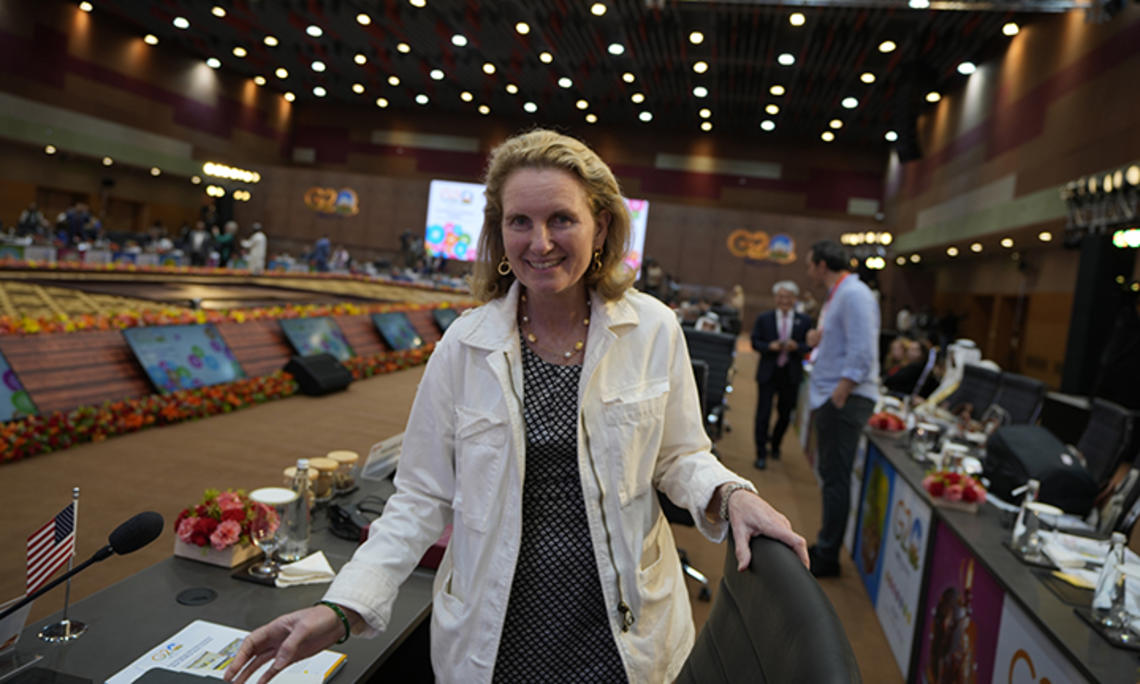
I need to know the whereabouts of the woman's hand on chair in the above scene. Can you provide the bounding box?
[728,492,810,572]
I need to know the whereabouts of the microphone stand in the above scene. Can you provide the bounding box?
[40,487,86,643]
[0,546,112,623]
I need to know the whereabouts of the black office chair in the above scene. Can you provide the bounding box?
[942,363,1001,419]
[1077,399,1135,489]
[676,536,861,684]
[990,373,1046,425]
[683,328,737,440]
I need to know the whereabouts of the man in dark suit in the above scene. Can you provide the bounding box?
[751,280,812,469]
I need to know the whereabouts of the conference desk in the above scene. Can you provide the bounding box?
[853,432,1140,683]
[6,482,435,683]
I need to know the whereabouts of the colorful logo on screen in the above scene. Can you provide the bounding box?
[625,198,647,221]
[138,329,241,393]
[2,368,36,420]
[304,187,360,216]
[727,230,797,264]
[425,223,473,260]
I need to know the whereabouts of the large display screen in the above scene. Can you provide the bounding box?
[424,179,648,273]
[279,317,354,362]
[0,349,37,422]
[122,324,245,393]
[371,313,424,351]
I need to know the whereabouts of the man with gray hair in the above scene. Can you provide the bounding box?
[750,280,813,470]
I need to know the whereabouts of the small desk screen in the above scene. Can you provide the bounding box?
[0,349,37,422]
[279,317,354,362]
[432,308,459,333]
[123,324,245,393]
[371,313,424,351]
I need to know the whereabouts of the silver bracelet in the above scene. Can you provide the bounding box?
[718,482,757,522]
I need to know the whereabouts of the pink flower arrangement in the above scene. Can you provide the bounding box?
[922,470,987,505]
[174,489,272,550]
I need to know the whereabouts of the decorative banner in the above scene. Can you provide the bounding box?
[874,472,933,677]
[853,444,895,604]
[623,198,650,275]
[304,187,360,216]
[726,229,797,264]
[993,598,1089,684]
[425,180,484,262]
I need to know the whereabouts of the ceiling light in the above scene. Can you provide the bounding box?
[690,31,704,45]
[896,256,907,266]
[789,12,805,26]
[483,62,496,74]
[1001,237,1014,248]
[860,72,875,84]
[693,86,708,98]
[701,121,713,132]
[515,22,530,35]
[829,119,843,129]
[639,111,653,122]
[354,53,367,65]
[352,83,365,94]
[539,51,553,64]
[506,83,518,94]
[173,16,189,29]
[586,113,598,123]
[311,60,326,72]
[947,246,959,256]
[461,91,474,102]
[263,35,278,47]
[523,101,538,113]
[211,6,225,17]
[1003,22,1020,36]
[770,85,785,96]
[396,42,410,53]
[558,77,573,88]
[430,69,444,80]
[698,108,711,119]
[306,25,322,38]
[313,86,326,97]
[79,1,93,11]
[149,166,161,177]
[44,144,56,155]
[376,97,389,108]
[760,120,775,132]
[778,53,795,66]
[232,46,247,58]
[591,3,607,16]
[275,67,288,79]
[357,13,371,25]
[1038,231,1053,242]
[102,156,113,166]
[388,75,400,86]
[1127,165,1140,186]
[765,104,779,115]
[925,91,941,102]
[190,175,201,184]
[631,92,645,103]
[416,94,429,105]
[253,75,266,85]
[910,254,921,263]
[970,242,983,253]
[576,99,588,109]
[622,72,635,83]
[885,130,898,142]
[693,61,709,74]
[451,34,467,47]
[842,96,858,109]
[478,105,490,115]
[206,58,221,69]
[608,43,625,55]
[879,40,896,53]
[143,34,158,45]
[284,92,295,102]
[909,0,930,8]
[958,61,976,75]
[821,131,835,142]
[410,0,426,6]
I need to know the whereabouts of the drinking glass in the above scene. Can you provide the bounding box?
[247,487,296,577]
[910,423,940,462]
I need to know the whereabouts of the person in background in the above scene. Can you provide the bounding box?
[729,284,746,316]
[16,203,46,237]
[882,335,912,378]
[804,240,880,578]
[896,304,914,336]
[225,128,807,684]
[214,221,237,268]
[798,289,819,318]
[884,337,940,398]
[187,221,212,267]
[750,280,812,470]
[330,244,351,271]
[310,235,331,272]
[241,222,267,274]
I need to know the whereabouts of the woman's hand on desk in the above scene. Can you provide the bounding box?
[728,492,810,572]
[224,604,360,684]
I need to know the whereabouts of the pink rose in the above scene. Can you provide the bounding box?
[209,520,242,550]
[177,516,199,544]
[945,484,964,502]
[216,491,244,512]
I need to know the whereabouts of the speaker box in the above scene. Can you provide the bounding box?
[284,353,353,396]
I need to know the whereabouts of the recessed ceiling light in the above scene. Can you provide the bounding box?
[910,254,921,263]
[576,99,589,109]
[211,6,225,17]
[275,67,288,79]
[631,92,645,103]
[102,156,113,166]
[789,12,806,26]
[947,246,959,256]
[354,53,367,65]
[925,91,941,102]
[622,72,635,83]
[79,1,93,12]
[693,61,708,74]
[693,86,708,98]
[143,34,158,45]
[765,104,779,115]
[206,57,221,69]
[376,97,389,108]
[1000,237,1014,248]
[1003,22,1020,36]
[896,256,907,265]
[306,25,322,38]
[232,46,247,58]
[760,120,775,131]
[483,62,496,74]
[586,113,598,123]
[44,144,56,154]
[559,77,573,88]
[173,16,189,29]
[701,121,713,132]
[451,34,468,47]
[690,31,704,45]
[860,72,875,84]
[698,108,711,118]
[430,69,444,80]
[957,61,976,75]
[506,83,518,94]
[357,13,371,25]
[608,43,625,55]
[879,40,897,53]
[821,131,835,142]
[263,35,278,47]
[842,96,858,109]
[829,119,843,129]
[885,130,899,142]
[639,111,653,122]
[777,53,795,66]
[1038,231,1052,242]
[591,3,607,16]
[970,242,983,252]
[478,104,491,115]
[313,86,326,97]
[409,0,426,7]
[150,167,161,176]
[352,83,365,94]
[539,51,553,64]
[770,85,785,96]
[416,94,429,104]
[388,75,400,86]
[515,22,530,35]
[460,91,474,102]
[909,0,930,8]
[396,42,410,53]
[523,101,538,113]
[311,60,326,72]
[253,75,266,85]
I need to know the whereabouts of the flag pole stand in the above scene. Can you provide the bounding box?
[38,488,86,643]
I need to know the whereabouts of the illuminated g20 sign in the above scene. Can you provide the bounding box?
[304,187,359,216]
[727,229,797,264]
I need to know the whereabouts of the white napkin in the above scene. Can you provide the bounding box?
[275,551,336,588]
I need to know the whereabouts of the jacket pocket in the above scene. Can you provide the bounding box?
[600,377,669,506]
[454,405,508,532]
[637,514,677,604]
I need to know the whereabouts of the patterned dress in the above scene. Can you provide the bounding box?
[492,338,628,682]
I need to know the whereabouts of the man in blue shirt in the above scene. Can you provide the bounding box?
[804,240,880,578]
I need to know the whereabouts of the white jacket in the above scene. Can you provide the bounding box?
[323,281,750,683]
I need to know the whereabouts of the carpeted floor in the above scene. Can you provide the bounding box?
[0,336,899,682]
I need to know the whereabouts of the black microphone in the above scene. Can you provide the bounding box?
[0,511,164,620]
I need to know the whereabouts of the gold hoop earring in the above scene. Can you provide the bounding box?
[497,255,512,276]
[591,249,603,273]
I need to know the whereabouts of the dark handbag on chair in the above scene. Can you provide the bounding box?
[982,425,1097,516]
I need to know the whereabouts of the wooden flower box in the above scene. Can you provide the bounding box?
[173,538,261,568]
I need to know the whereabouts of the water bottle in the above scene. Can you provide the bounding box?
[1011,479,1041,552]
[1093,532,1128,628]
[279,458,312,562]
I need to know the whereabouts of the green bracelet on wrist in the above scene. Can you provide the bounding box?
[318,600,351,644]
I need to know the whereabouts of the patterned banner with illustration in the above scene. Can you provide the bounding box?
[726,229,797,264]
[0,349,37,422]
[853,444,895,605]
[992,597,1087,684]
[304,187,360,216]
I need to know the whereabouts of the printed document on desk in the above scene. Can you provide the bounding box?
[106,619,345,683]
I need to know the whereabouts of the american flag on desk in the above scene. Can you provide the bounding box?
[26,502,76,595]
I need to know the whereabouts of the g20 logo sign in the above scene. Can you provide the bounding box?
[727,229,796,264]
[304,187,359,216]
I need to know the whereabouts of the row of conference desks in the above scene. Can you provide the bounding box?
[847,431,1138,683]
